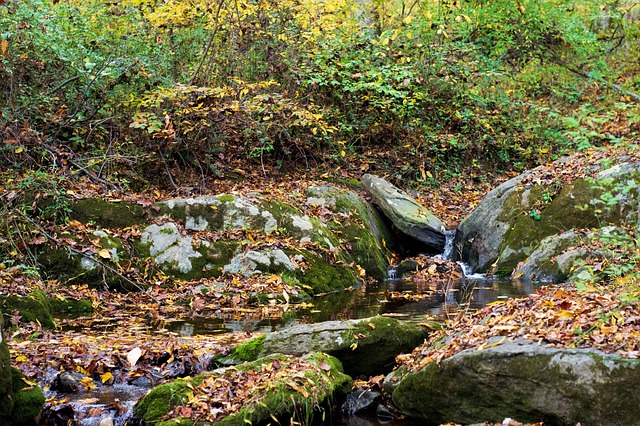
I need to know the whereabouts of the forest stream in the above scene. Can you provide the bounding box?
[39,231,545,426]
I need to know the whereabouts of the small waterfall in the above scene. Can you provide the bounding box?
[387,266,399,281]
[436,229,486,279]
[435,229,457,261]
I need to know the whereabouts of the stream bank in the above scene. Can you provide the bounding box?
[3,146,640,425]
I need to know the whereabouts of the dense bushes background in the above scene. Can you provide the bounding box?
[1,0,639,189]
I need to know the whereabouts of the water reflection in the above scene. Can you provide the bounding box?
[167,277,543,336]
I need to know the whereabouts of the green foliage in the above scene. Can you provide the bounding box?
[1,0,639,186]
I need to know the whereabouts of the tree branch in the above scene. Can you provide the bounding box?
[549,56,640,103]
[188,0,226,86]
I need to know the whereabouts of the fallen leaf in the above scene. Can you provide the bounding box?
[127,347,142,367]
[98,249,112,259]
[101,371,113,384]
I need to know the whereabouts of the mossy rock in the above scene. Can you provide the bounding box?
[49,298,93,314]
[329,316,431,377]
[156,195,277,233]
[134,353,351,426]
[138,221,242,281]
[289,248,359,294]
[0,310,13,421]
[392,338,640,426]
[258,316,432,377]
[9,367,45,425]
[306,186,394,280]
[36,231,131,289]
[495,173,639,275]
[0,309,45,425]
[456,159,640,276]
[0,289,54,328]
[214,335,267,366]
[71,198,146,228]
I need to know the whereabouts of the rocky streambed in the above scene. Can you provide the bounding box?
[2,146,640,425]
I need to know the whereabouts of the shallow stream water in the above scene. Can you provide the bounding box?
[44,230,544,425]
[45,273,543,426]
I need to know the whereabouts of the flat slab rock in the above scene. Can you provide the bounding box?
[259,316,430,377]
[392,337,640,426]
[361,174,445,252]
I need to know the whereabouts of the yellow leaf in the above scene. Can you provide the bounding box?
[427,264,437,275]
[98,249,112,259]
[368,322,376,329]
[341,150,346,157]
[80,377,96,390]
[0,39,7,57]
[101,372,113,384]
[512,271,524,279]
[286,381,309,398]
[21,377,37,387]
[15,147,24,154]
[15,355,27,362]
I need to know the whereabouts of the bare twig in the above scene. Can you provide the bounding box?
[188,0,226,86]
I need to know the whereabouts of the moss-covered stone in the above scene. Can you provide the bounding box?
[0,289,54,328]
[9,367,45,425]
[36,231,131,289]
[457,160,640,276]
[0,309,45,425]
[333,316,429,376]
[219,335,266,364]
[71,198,145,228]
[49,298,93,314]
[0,310,13,421]
[306,186,394,280]
[134,353,351,426]
[392,338,640,425]
[259,316,432,377]
[134,374,203,425]
[290,248,358,294]
[495,176,639,275]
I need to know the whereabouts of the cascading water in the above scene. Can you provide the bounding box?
[435,229,457,261]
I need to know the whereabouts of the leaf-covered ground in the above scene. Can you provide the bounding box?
[2,144,640,425]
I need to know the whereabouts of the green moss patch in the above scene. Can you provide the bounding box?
[49,298,93,314]
[334,316,430,377]
[290,248,358,294]
[71,198,145,228]
[9,367,45,425]
[0,289,54,328]
[134,353,351,426]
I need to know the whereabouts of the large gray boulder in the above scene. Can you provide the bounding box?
[512,226,629,282]
[38,185,396,293]
[361,174,445,253]
[455,157,640,276]
[227,316,431,377]
[392,338,640,426]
